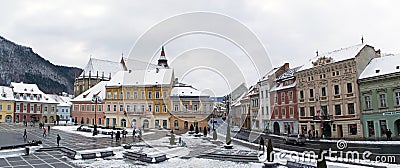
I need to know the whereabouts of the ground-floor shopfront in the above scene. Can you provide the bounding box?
[0,112,13,122]
[299,119,362,138]
[171,114,210,131]
[270,119,298,135]
[362,111,400,138]
[15,113,41,123]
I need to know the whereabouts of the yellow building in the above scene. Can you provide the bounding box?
[104,68,174,129]
[0,86,14,123]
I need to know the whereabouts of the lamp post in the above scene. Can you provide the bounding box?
[92,95,101,136]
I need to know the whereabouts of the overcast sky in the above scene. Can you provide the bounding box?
[1,0,399,96]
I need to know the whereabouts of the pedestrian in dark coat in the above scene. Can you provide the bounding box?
[111,131,114,139]
[387,129,393,140]
[48,125,50,134]
[133,129,136,137]
[116,131,120,142]
[57,134,61,147]
[23,129,27,139]
[259,137,265,151]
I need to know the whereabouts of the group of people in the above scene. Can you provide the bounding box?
[111,129,142,142]
[22,128,62,147]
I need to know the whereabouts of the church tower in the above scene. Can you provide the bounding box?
[158,46,169,68]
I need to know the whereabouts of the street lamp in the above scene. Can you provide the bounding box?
[92,95,102,136]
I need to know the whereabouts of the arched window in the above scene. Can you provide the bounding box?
[121,119,127,127]
[86,117,89,124]
[184,121,188,129]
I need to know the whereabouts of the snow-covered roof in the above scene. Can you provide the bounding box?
[275,66,302,81]
[260,67,279,81]
[48,94,72,107]
[72,81,109,102]
[79,58,125,78]
[107,69,174,87]
[10,82,58,104]
[359,54,400,79]
[171,85,208,97]
[300,43,367,71]
[270,81,297,92]
[0,86,14,101]
[125,58,159,71]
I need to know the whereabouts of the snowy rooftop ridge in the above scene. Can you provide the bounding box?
[107,69,174,87]
[359,54,400,79]
[79,57,125,78]
[72,81,109,102]
[10,82,57,104]
[0,86,14,101]
[171,85,208,97]
[300,43,367,71]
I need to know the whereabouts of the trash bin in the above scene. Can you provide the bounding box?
[25,147,30,155]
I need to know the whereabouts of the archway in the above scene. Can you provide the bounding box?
[395,119,400,136]
[43,116,48,123]
[143,119,149,129]
[184,121,188,129]
[273,122,280,135]
[131,119,137,128]
[50,116,54,123]
[174,120,179,130]
[5,115,12,122]
[121,119,127,127]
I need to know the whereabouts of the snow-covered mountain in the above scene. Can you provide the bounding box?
[0,35,82,94]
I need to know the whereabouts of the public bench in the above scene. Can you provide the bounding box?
[100,151,115,158]
[81,153,97,160]
[154,155,168,163]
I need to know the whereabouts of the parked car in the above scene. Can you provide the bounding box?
[232,126,240,132]
[284,134,306,145]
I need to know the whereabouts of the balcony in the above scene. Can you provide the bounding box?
[319,96,327,101]
[299,99,305,103]
[334,95,341,99]
[313,115,333,122]
[346,93,354,97]
[309,98,315,102]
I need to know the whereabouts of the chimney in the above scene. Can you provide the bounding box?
[156,68,159,73]
[361,36,364,44]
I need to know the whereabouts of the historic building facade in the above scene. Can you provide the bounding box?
[11,82,57,124]
[0,86,14,122]
[270,65,300,135]
[295,43,379,138]
[258,63,289,132]
[71,81,107,126]
[359,54,400,138]
[170,83,213,131]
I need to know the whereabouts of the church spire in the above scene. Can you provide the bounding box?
[158,46,169,68]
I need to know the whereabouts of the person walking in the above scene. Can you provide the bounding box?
[259,137,265,152]
[57,134,61,147]
[23,129,27,140]
[387,129,393,140]
[47,125,50,135]
[43,128,47,137]
[111,131,114,139]
[116,131,120,142]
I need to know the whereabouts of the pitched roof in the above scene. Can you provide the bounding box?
[0,86,14,101]
[10,82,57,103]
[79,58,125,78]
[107,69,174,87]
[300,43,367,71]
[171,85,208,97]
[275,66,302,81]
[48,94,72,107]
[72,81,109,102]
[359,54,400,79]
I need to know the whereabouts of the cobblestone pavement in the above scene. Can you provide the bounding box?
[0,123,172,167]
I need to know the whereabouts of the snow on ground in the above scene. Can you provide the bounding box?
[52,125,155,138]
[0,145,42,158]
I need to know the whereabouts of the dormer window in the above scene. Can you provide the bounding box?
[15,94,20,99]
[375,69,380,73]
[30,89,34,92]
[24,88,27,91]
[1,93,5,98]
[30,95,34,100]
[396,66,399,70]
[23,94,27,100]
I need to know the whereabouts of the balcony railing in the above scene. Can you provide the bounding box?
[313,115,333,122]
